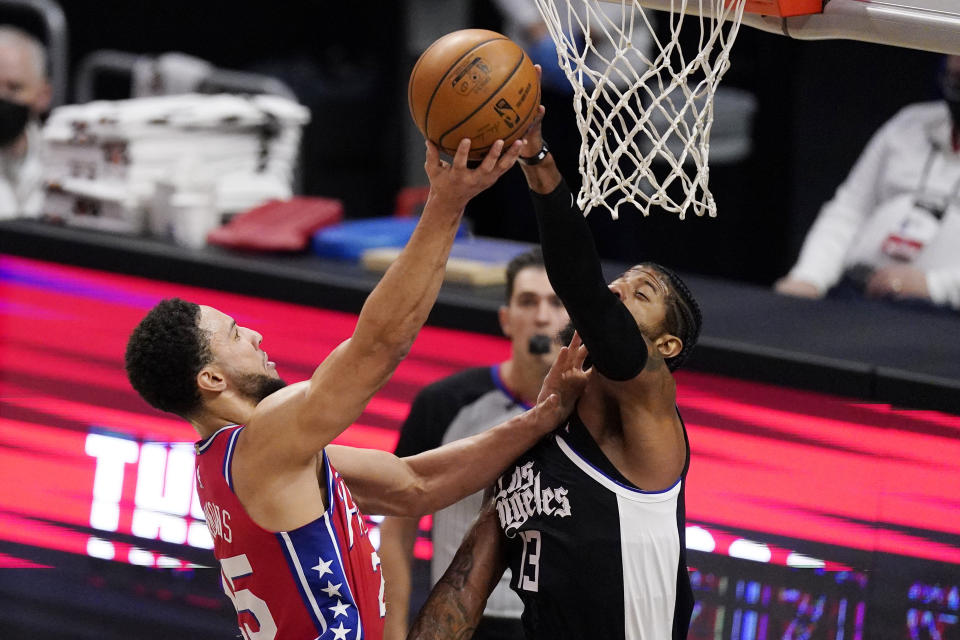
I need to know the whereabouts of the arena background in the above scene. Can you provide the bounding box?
[44,0,946,284]
[0,1,958,639]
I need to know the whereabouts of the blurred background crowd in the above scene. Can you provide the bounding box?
[1,0,956,306]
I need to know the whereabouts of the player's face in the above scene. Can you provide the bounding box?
[607,265,670,339]
[501,267,568,364]
[198,305,283,395]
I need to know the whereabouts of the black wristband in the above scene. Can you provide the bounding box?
[519,142,550,166]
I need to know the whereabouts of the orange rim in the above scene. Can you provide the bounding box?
[737,0,822,17]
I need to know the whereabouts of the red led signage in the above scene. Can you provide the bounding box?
[2,254,959,580]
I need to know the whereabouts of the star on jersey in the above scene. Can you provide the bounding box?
[329,599,351,618]
[321,581,342,598]
[330,622,351,640]
[311,557,333,578]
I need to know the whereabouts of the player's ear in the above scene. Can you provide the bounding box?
[498,305,513,338]
[655,334,682,361]
[197,366,226,393]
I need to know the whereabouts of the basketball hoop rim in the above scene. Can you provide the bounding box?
[597,0,960,55]
[600,0,822,18]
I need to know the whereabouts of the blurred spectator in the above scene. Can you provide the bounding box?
[776,55,960,311]
[0,26,51,219]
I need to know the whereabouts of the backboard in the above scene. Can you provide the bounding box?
[535,0,959,219]
[627,0,960,55]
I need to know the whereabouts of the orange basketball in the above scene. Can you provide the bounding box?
[408,29,540,160]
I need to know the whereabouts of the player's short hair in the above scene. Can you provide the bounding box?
[640,262,702,372]
[125,298,211,418]
[0,26,48,80]
[505,247,546,303]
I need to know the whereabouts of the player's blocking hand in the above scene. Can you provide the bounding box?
[424,138,523,211]
[537,332,591,419]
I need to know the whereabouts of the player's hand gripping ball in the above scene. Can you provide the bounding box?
[409,29,541,161]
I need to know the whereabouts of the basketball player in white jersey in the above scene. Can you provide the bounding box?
[408,102,702,639]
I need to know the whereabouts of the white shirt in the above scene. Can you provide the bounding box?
[788,102,960,309]
[0,122,45,219]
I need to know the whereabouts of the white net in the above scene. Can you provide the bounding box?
[533,0,748,219]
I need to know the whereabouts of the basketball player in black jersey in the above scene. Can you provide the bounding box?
[407,99,702,640]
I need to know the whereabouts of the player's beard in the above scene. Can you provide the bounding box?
[234,372,288,404]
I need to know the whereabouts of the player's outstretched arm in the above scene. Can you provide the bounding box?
[327,389,566,517]
[328,337,590,516]
[248,139,523,466]
[406,496,506,640]
[517,102,649,382]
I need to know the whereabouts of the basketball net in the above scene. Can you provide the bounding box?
[534,0,748,219]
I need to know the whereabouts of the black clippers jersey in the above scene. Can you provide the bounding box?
[494,414,694,640]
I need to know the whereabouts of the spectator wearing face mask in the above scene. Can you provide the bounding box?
[775,55,960,312]
[0,26,51,219]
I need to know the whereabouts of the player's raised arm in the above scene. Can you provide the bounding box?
[247,138,524,465]
[406,495,507,640]
[517,104,651,382]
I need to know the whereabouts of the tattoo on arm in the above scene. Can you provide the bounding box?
[407,536,478,640]
[442,539,474,591]
[407,502,505,640]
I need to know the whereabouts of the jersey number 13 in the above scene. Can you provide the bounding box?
[518,530,541,593]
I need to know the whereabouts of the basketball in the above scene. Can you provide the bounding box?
[408,29,540,160]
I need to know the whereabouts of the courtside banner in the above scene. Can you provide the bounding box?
[1,254,958,638]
